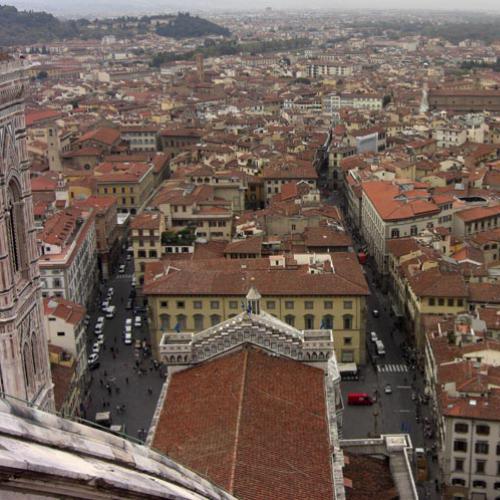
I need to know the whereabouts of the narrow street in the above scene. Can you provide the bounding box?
[324,188,441,499]
[82,257,165,441]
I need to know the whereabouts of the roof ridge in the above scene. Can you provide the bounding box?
[228,348,248,493]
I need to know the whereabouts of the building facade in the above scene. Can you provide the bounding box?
[0,58,54,411]
[144,253,369,364]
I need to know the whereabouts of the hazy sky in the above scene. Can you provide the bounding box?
[6,0,500,15]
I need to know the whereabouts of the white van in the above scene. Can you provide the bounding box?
[105,305,116,319]
[375,340,386,356]
[134,315,142,327]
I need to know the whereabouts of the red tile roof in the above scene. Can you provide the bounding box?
[151,346,334,500]
[76,127,121,146]
[456,204,500,222]
[143,253,369,297]
[362,181,440,221]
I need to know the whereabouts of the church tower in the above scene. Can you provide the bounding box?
[0,56,54,411]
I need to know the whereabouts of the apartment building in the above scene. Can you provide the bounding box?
[361,181,442,274]
[38,208,98,308]
[94,161,155,214]
[44,297,88,416]
[121,125,159,152]
[308,63,355,78]
[152,182,233,241]
[188,166,247,213]
[262,163,318,202]
[73,195,120,278]
[130,211,165,286]
[434,125,468,148]
[453,205,500,239]
[424,315,500,500]
[158,128,202,160]
[143,252,369,364]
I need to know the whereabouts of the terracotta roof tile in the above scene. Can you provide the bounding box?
[152,346,334,500]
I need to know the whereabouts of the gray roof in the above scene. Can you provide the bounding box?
[0,399,235,499]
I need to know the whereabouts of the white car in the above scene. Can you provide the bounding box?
[134,316,142,327]
[124,325,132,336]
[125,318,132,327]
[119,264,126,274]
[131,277,136,288]
[92,342,100,354]
[101,300,110,311]
[96,316,105,325]
[96,334,104,345]
[94,323,103,335]
[126,254,132,262]
[370,331,378,342]
[124,332,133,345]
[108,287,114,296]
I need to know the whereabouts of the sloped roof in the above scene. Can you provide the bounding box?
[151,346,334,500]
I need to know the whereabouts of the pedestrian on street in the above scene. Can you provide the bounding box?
[110,347,114,353]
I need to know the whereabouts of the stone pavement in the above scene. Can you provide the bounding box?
[82,258,165,441]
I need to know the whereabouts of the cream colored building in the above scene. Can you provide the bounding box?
[143,253,369,364]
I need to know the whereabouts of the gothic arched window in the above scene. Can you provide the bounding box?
[6,180,28,280]
[22,342,32,395]
[31,335,38,375]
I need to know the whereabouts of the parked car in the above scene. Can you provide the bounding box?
[131,276,136,288]
[92,342,100,354]
[88,353,99,365]
[126,298,133,310]
[124,325,132,336]
[126,254,132,262]
[118,264,126,274]
[384,384,393,395]
[96,316,105,325]
[134,315,142,327]
[370,331,378,342]
[96,334,104,345]
[372,309,380,318]
[105,305,116,319]
[94,323,103,335]
[375,339,386,356]
[134,339,142,349]
[124,332,133,345]
[125,318,132,327]
[84,314,90,326]
[107,287,114,296]
[101,300,110,311]
[347,392,373,405]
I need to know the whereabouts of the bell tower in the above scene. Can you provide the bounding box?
[0,55,54,411]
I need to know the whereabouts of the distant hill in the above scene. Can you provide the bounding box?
[155,13,230,40]
[0,5,79,46]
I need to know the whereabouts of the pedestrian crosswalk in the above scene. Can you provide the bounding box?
[377,363,408,373]
[114,273,134,280]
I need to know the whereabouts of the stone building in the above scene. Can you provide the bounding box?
[0,57,54,410]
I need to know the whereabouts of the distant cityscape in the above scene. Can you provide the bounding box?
[0,4,499,500]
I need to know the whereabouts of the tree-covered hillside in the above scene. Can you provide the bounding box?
[155,13,230,40]
[0,5,79,46]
